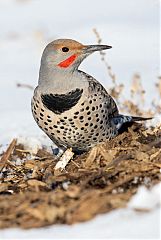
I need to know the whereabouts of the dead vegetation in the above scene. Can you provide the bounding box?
[0,30,160,229]
[93,28,161,117]
[0,124,160,228]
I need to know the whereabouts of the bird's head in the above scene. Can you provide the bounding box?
[41,39,112,71]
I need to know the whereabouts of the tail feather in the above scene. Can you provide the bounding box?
[130,116,153,122]
[112,115,153,131]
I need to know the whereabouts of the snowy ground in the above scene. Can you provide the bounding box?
[0,0,160,239]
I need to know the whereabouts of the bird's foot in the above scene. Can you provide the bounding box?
[54,148,74,171]
[51,146,64,158]
[51,147,60,155]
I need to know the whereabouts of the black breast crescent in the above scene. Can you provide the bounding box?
[41,88,83,114]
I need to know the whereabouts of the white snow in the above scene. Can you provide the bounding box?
[128,182,161,211]
[17,136,43,155]
[0,0,160,239]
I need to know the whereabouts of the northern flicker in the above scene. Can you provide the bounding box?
[31,39,151,153]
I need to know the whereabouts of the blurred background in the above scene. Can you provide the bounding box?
[0,0,159,143]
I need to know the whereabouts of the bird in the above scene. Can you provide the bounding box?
[31,39,151,154]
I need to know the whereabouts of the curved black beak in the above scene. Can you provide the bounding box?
[83,44,112,53]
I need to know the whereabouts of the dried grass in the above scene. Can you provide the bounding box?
[93,28,161,117]
[0,124,160,228]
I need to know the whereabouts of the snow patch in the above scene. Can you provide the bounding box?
[17,136,42,155]
[128,182,161,210]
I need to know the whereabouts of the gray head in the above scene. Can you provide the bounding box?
[40,38,112,72]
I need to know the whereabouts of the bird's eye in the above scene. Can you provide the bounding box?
[62,47,69,52]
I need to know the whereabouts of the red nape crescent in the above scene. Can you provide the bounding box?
[58,54,77,68]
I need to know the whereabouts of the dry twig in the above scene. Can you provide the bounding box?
[0,139,17,172]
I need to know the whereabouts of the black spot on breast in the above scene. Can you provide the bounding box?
[47,119,52,122]
[41,88,83,114]
[74,111,79,115]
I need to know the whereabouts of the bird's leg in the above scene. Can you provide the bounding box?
[54,148,74,170]
[51,147,60,156]
[51,144,66,158]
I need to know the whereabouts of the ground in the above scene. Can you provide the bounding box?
[0,124,160,231]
